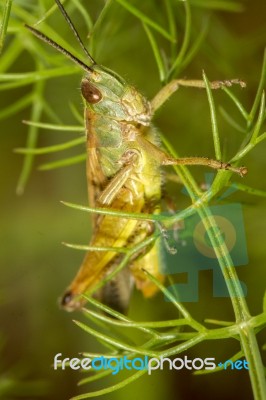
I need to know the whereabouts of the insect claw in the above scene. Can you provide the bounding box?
[239,166,248,177]
[225,163,248,177]
[156,221,178,255]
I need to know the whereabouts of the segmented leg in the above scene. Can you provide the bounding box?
[136,135,247,177]
[151,78,246,113]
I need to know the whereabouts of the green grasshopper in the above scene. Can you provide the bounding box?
[25,0,247,312]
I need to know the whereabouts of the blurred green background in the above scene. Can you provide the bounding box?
[0,0,265,399]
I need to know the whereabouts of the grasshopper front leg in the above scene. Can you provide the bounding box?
[97,150,140,206]
[162,156,247,177]
[136,135,247,177]
[148,78,247,176]
[151,78,246,113]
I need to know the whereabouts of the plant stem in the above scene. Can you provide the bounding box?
[197,195,266,400]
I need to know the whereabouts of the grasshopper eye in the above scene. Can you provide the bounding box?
[81,79,102,103]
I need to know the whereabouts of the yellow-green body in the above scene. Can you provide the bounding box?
[25,0,247,313]
[61,66,165,311]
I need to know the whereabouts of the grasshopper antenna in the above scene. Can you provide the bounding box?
[25,24,94,74]
[54,0,96,66]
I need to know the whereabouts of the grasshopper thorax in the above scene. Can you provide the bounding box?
[81,65,152,126]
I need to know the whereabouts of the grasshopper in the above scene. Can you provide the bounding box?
[26,0,247,312]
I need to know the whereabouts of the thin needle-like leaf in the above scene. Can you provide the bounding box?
[142,23,166,83]
[16,78,44,194]
[22,120,84,132]
[203,71,221,160]
[114,0,175,42]
[38,154,86,170]
[248,48,266,125]
[0,0,12,54]
[15,137,85,154]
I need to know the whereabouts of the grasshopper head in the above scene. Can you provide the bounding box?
[24,23,151,125]
[81,66,151,126]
